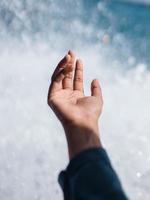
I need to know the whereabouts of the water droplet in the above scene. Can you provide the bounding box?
[136,172,142,178]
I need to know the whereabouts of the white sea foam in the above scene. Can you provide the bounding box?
[0,43,150,200]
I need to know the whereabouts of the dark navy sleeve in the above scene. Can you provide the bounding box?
[58,147,128,200]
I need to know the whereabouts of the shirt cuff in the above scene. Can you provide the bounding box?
[58,147,111,189]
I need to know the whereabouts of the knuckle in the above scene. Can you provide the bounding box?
[65,73,72,79]
[74,77,83,82]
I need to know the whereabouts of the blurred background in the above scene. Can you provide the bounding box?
[0,0,150,199]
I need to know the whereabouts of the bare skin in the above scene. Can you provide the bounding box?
[47,50,103,159]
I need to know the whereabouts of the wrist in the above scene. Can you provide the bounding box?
[63,122,102,160]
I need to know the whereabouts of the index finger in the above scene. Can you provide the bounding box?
[51,54,70,81]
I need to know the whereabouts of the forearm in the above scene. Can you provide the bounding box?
[63,122,102,160]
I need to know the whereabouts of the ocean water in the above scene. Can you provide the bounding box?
[0,0,150,199]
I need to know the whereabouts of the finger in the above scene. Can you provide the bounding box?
[62,50,75,89]
[51,54,70,81]
[73,59,84,92]
[91,79,102,99]
[49,65,73,94]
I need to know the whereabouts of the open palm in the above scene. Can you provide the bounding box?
[47,51,103,127]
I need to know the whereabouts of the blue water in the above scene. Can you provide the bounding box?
[0,0,150,64]
[0,1,150,200]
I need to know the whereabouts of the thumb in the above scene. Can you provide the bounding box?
[91,79,102,98]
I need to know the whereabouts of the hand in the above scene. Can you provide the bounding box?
[47,50,103,159]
